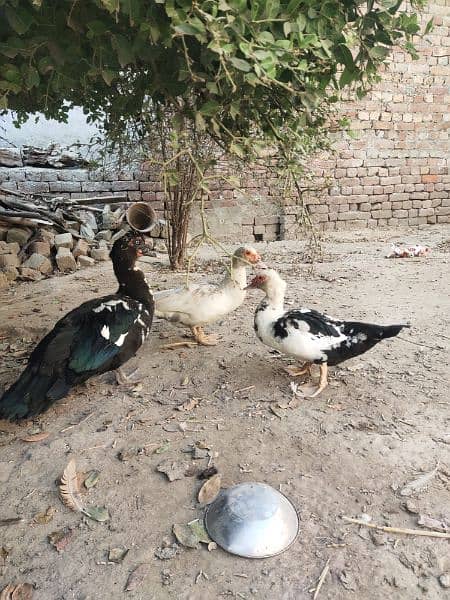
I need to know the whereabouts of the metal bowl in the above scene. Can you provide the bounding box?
[204,482,299,558]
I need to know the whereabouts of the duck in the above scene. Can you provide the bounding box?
[0,232,154,420]
[154,246,264,346]
[247,268,409,397]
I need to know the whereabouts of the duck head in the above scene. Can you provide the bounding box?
[245,268,287,303]
[232,246,266,269]
[109,231,152,267]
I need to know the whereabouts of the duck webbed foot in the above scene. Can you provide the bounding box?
[284,362,312,378]
[292,363,329,398]
[191,326,219,346]
[115,367,141,386]
[306,363,329,397]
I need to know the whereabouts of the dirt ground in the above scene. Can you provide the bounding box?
[0,225,449,600]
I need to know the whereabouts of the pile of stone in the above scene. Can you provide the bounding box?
[0,226,113,289]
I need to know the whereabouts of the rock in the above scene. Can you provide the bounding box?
[22,253,52,274]
[1,266,18,281]
[29,241,51,257]
[77,255,95,268]
[91,248,109,261]
[21,144,89,168]
[0,272,8,289]
[80,223,96,240]
[73,238,90,259]
[19,267,43,281]
[98,239,108,249]
[6,227,32,245]
[78,210,98,232]
[154,240,167,253]
[39,229,55,246]
[0,226,8,240]
[0,253,20,268]
[54,232,74,249]
[0,241,20,255]
[95,229,112,241]
[65,221,80,233]
[0,147,23,167]
[439,574,450,589]
[56,247,77,272]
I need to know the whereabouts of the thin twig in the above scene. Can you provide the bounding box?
[60,412,94,433]
[312,558,330,599]
[342,516,450,539]
[396,336,446,352]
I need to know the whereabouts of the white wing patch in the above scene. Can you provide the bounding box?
[115,332,128,347]
[93,299,130,313]
[100,325,110,340]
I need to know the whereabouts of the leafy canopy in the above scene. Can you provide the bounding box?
[0,0,428,159]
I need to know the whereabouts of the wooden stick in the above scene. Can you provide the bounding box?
[0,186,25,197]
[63,195,128,206]
[313,558,330,600]
[0,215,52,227]
[342,516,450,539]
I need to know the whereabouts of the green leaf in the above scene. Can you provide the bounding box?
[25,66,40,89]
[112,35,134,67]
[199,100,220,116]
[230,142,244,158]
[101,70,116,85]
[339,67,356,88]
[229,57,251,72]
[174,23,203,36]
[84,471,100,489]
[368,46,390,60]
[5,6,34,35]
[424,18,434,35]
[87,20,109,35]
[83,506,109,522]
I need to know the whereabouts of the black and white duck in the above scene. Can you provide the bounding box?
[247,269,409,397]
[0,232,154,420]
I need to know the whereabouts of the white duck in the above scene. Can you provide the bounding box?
[247,269,409,396]
[154,246,263,346]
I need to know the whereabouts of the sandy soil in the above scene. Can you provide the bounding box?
[0,225,449,600]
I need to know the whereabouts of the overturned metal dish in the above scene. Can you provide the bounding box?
[204,482,299,558]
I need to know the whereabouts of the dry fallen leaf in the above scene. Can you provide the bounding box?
[198,474,221,505]
[20,432,50,443]
[188,519,212,544]
[48,528,75,553]
[84,470,100,489]
[0,583,33,600]
[177,398,200,412]
[0,547,9,567]
[59,459,84,512]
[172,524,200,549]
[156,460,189,482]
[83,506,109,522]
[34,507,56,525]
[154,442,170,455]
[108,547,129,563]
[125,564,150,592]
[417,514,450,533]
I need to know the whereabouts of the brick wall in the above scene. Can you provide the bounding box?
[0,0,448,242]
[297,0,450,234]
